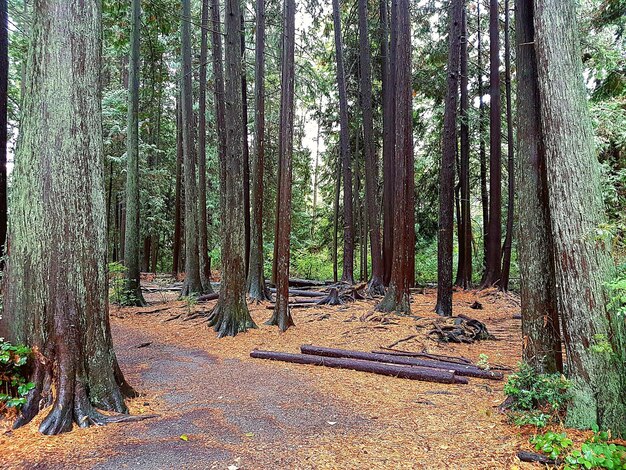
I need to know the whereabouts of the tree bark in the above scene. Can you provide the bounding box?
[0,0,7,269]
[534,0,626,435]
[265,0,296,331]
[123,0,145,305]
[332,154,341,283]
[477,0,489,275]
[332,0,355,285]
[208,0,257,337]
[247,0,270,302]
[515,0,562,374]
[172,98,183,276]
[1,0,134,434]
[241,13,251,278]
[436,0,464,317]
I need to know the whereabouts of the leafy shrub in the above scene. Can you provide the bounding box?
[504,362,571,427]
[108,261,139,306]
[0,339,35,411]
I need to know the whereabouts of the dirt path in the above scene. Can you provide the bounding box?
[2,290,533,469]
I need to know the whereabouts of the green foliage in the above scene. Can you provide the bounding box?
[530,429,626,469]
[504,362,571,427]
[606,264,626,321]
[0,339,35,410]
[108,262,141,306]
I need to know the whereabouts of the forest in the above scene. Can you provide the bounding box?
[0,0,625,468]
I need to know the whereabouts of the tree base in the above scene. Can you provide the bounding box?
[376,286,411,314]
[207,301,257,338]
[265,306,295,332]
[366,276,386,297]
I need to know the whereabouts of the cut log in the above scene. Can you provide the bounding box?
[197,293,219,302]
[300,345,503,380]
[250,350,467,384]
[372,349,474,365]
[265,302,318,310]
[288,278,328,287]
[268,288,326,298]
[516,451,558,465]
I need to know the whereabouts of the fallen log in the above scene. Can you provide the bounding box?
[197,293,219,302]
[288,278,328,287]
[268,288,326,298]
[265,302,318,310]
[516,450,558,465]
[300,345,503,380]
[372,349,474,366]
[250,350,467,384]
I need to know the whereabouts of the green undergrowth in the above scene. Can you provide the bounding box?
[0,339,34,411]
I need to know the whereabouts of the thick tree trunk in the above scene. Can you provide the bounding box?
[436,0,463,317]
[332,0,355,285]
[265,0,296,331]
[198,0,214,294]
[500,0,514,291]
[377,0,412,314]
[208,0,257,337]
[241,13,251,278]
[482,0,502,287]
[180,0,204,296]
[534,0,626,435]
[0,0,7,268]
[247,0,270,302]
[477,0,489,275]
[515,0,562,374]
[123,0,145,306]
[172,99,183,276]
[1,0,134,434]
[358,0,384,295]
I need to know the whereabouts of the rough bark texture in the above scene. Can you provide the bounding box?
[436,0,463,317]
[208,0,256,337]
[332,156,341,283]
[172,99,183,276]
[0,0,7,266]
[358,0,384,295]
[1,0,134,434]
[265,0,296,331]
[482,0,503,287]
[198,0,214,294]
[247,0,270,302]
[534,0,626,435]
[477,0,489,276]
[377,0,412,314]
[332,0,355,285]
[180,0,203,296]
[515,0,562,374]
[123,0,145,306]
[240,13,251,278]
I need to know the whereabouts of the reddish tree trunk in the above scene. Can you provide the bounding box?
[172,99,183,276]
[241,13,251,278]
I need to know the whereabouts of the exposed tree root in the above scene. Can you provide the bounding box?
[317,288,342,305]
[207,302,257,338]
[366,276,386,297]
[376,286,411,314]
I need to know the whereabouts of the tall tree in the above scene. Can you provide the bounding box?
[358,0,384,295]
[436,0,464,317]
[332,0,355,285]
[455,7,472,289]
[123,0,146,306]
[500,0,514,291]
[515,0,562,374]
[477,0,489,274]
[172,99,183,276]
[377,0,413,314]
[266,0,296,331]
[198,0,214,293]
[208,0,257,337]
[481,0,502,287]
[0,0,7,267]
[241,13,251,277]
[180,0,203,296]
[1,0,135,434]
[247,0,270,301]
[534,0,626,435]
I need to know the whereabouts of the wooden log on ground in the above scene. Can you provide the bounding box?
[516,451,558,465]
[288,278,328,287]
[268,288,326,298]
[372,349,474,365]
[250,350,467,384]
[265,302,318,310]
[197,293,219,302]
[300,345,503,380]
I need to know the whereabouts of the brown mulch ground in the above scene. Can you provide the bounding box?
[0,286,585,469]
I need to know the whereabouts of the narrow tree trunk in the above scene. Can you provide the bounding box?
[358,0,384,295]
[0,0,7,268]
[482,0,502,287]
[534,0,626,435]
[198,0,214,293]
[500,0,514,291]
[208,0,257,337]
[515,0,562,374]
[332,154,342,283]
[332,0,355,285]
[477,0,489,274]
[241,12,251,277]
[247,0,270,301]
[377,0,412,314]
[436,0,464,317]
[172,99,183,276]
[1,0,134,434]
[123,0,146,306]
[311,97,322,237]
[266,0,296,331]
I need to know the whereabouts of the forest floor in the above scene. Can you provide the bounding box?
[1,284,581,469]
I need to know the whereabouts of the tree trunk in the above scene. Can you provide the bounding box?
[515,0,562,374]
[477,0,489,275]
[436,0,463,317]
[247,0,270,302]
[198,0,214,294]
[123,0,145,306]
[172,98,183,276]
[1,0,134,434]
[332,0,355,285]
[377,0,412,314]
[180,0,203,296]
[379,0,394,287]
[241,13,251,279]
[0,0,7,269]
[534,0,626,435]
[482,0,502,287]
[358,0,384,295]
[208,0,257,337]
[265,0,296,331]
[332,154,341,283]
[500,0,514,291]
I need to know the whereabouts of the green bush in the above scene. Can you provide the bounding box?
[108,261,140,306]
[0,339,35,410]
